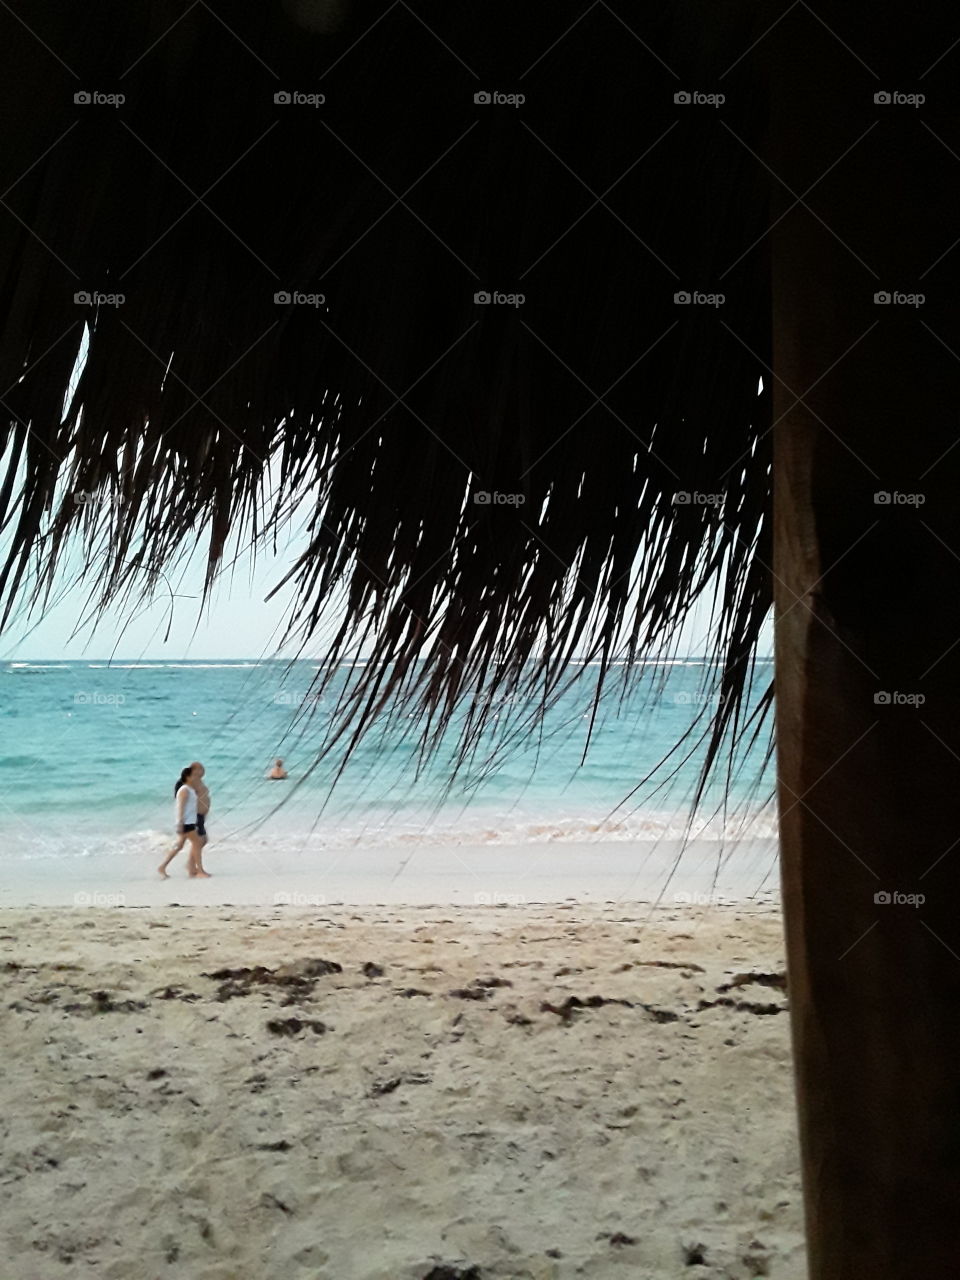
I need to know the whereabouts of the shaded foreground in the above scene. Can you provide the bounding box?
[1,904,802,1278]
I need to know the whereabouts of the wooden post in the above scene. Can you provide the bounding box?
[770,6,960,1272]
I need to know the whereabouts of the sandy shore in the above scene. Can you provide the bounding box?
[0,837,780,907]
[1,901,803,1279]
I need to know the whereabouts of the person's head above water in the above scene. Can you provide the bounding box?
[275,758,283,767]
[190,761,205,778]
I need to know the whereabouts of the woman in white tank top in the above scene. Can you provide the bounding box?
[158,765,211,879]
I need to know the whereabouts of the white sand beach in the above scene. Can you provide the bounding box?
[0,837,780,909]
[1,895,804,1279]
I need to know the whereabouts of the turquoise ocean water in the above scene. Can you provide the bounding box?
[0,658,775,864]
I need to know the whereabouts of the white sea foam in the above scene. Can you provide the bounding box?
[0,809,778,863]
[9,663,70,670]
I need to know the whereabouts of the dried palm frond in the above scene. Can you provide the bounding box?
[0,0,772,790]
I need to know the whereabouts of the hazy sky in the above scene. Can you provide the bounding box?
[3,535,769,662]
[2,532,306,662]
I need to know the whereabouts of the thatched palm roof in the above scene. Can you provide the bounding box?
[0,1,772,777]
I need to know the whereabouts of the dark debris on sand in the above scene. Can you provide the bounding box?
[369,1072,431,1098]
[716,971,787,994]
[698,997,785,1016]
[153,985,201,1002]
[260,1191,293,1215]
[65,990,148,1015]
[691,972,787,1017]
[682,1241,709,1265]
[421,1267,482,1280]
[642,1004,680,1023]
[371,1077,402,1097]
[608,1231,637,1247]
[504,1009,533,1027]
[203,959,342,1003]
[266,1017,327,1037]
[540,995,635,1024]
[448,976,514,1001]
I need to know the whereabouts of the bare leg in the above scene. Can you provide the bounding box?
[158,833,186,878]
[186,831,211,878]
[197,823,211,874]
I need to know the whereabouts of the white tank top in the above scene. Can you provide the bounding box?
[176,784,198,826]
